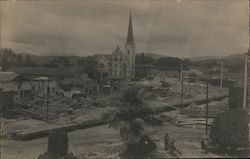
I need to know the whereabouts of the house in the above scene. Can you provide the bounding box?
[8,66,72,97]
[0,71,32,99]
[0,72,28,118]
[33,76,58,97]
[182,69,204,83]
[95,54,112,79]
[146,69,174,80]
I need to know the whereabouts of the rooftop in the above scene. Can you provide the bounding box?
[0,72,19,82]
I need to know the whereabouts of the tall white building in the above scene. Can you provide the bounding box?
[111,11,136,81]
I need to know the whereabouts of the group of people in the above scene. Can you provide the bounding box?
[39,130,209,158]
[164,133,182,156]
[164,133,209,156]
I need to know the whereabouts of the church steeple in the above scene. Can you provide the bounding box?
[126,10,134,45]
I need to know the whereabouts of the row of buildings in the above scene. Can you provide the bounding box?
[0,67,100,118]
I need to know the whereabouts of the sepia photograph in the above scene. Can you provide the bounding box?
[0,0,249,158]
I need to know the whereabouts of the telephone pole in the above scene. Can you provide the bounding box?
[46,77,49,121]
[180,61,184,106]
[181,75,184,106]
[220,61,223,89]
[243,54,248,109]
[205,80,209,135]
[188,77,191,97]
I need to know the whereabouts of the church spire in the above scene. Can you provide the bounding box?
[126,10,134,45]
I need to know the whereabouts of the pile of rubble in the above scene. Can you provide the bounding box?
[179,98,228,118]
[137,76,227,106]
[15,95,114,125]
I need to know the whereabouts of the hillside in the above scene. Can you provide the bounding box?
[188,56,222,62]
[136,52,167,60]
[19,53,84,65]
[191,54,244,65]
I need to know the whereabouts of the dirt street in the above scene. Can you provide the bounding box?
[1,121,225,159]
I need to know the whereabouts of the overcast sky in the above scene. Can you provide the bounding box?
[1,0,249,58]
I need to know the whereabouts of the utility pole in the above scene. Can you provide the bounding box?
[188,77,191,97]
[46,77,49,121]
[220,61,223,89]
[181,74,184,106]
[243,54,248,109]
[180,62,183,82]
[180,61,184,106]
[247,1,250,157]
[205,80,209,135]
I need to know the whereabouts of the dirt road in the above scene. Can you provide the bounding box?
[1,121,225,159]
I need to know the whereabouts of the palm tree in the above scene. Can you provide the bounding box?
[108,87,163,143]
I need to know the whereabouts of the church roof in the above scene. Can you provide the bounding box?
[126,11,134,45]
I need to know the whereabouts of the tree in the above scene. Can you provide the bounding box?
[16,54,23,66]
[135,53,154,65]
[108,87,163,142]
[77,56,102,81]
[0,48,17,69]
[210,109,249,153]
[1,57,10,71]
[24,55,32,66]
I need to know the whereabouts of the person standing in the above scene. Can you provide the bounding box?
[164,133,169,150]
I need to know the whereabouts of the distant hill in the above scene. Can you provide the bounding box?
[189,56,222,62]
[191,54,244,64]
[14,51,246,71]
[222,53,244,65]
[136,52,169,60]
[190,53,245,73]
[19,53,84,65]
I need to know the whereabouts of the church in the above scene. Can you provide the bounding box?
[111,11,136,81]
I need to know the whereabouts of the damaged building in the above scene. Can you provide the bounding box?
[60,74,99,98]
[0,71,32,99]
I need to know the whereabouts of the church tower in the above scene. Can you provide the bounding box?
[124,11,136,79]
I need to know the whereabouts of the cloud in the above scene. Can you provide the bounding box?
[0,0,248,57]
